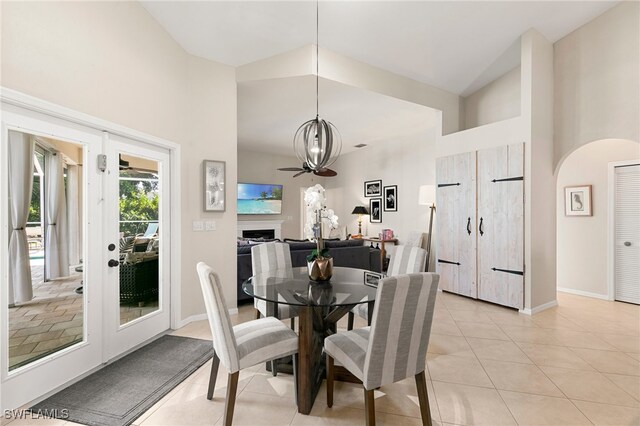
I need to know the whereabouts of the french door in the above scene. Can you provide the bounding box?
[1,98,173,410]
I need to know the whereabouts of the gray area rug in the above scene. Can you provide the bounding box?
[31,335,213,426]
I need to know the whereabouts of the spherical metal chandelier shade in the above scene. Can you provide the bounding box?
[293,116,342,171]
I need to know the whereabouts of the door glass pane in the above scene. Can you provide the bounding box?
[118,154,160,325]
[8,132,84,370]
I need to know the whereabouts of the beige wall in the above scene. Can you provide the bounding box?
[556,139,640,297]
[1,1,238,317]
[554,1,640,169]
[325,130,437,248]
[463,66,521,130]
[237,149,323,238]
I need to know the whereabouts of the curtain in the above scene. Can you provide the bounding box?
[66,165,80,265]
[45,152,69,279]
[8,130,34,304]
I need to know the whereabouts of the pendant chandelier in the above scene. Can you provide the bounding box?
[293,1,342,172]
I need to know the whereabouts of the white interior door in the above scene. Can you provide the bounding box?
[435,151,477,298]
[104,136,171,360]
[614,164,640,305]
[477,143,524,309]
[1,104,103,410]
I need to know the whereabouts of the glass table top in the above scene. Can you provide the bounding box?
[242,267,382,308]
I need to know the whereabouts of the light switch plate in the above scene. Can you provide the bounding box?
[205,221,216,231]
[192,221,204,231]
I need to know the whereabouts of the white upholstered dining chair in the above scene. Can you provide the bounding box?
[197,262,299,425]
[348,245,428,330]
[325,272,440,425]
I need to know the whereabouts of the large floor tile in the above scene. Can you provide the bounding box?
[517,342,595,370]
[427,354,493,388]
[498,390,591,425]
[447,309,494,324]
[480,359,563,397]
[604,373,640,401]
[570,347,640,376]
[466,338,532,364]
[499,325,560,345]
[455,321,510,341]
[547,329,617,351]
[214,391,297,426]
[485,311,537,328]
[432,381,516,425]
[540,366,640,407]
[596,332,640,353]
[139,381,226,425]
[428,333,476,358]
[244,370,297,399]
[431,319,463,337]
[572,400,640,426]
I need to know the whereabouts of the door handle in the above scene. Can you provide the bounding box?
[108,259,120,267]
[624,241,632,246]
[466,217,472,235]
[479,217,484,236]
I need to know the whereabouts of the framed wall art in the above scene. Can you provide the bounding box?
[383,185,397,211]
[204,160,226,212]
[364,180,382,197]
[369,198,382,223]
[564,185,592,216]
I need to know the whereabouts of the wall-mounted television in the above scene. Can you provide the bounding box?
[237,183,283,215]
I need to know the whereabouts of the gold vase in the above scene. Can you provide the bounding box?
[307,256,333,282]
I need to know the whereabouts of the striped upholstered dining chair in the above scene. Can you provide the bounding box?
[196,262,299,425]
[348,245,428,330]
[325,273,439,426]
[251,242,298,326]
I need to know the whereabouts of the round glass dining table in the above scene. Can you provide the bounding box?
[242,266,382,415]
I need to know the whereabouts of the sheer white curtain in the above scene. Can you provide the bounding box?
[8,130,34,304]
[45,152,69,279]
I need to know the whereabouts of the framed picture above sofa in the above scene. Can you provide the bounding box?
[364,180,382,197]
[370,198,382,223]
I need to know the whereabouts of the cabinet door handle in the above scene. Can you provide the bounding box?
[479,217,484,236]
[466,217,472,235]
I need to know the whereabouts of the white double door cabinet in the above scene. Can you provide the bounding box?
[436,143,524,309]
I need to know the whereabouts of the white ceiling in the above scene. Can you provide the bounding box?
[238,76,438,156]
[142,1,617,158]
[142,1,617,95]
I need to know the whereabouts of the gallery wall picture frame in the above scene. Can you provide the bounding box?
[369,198,382,223]
[383,185,397,212]
[203,160,226,212]
[564,185,592,216]
[364,180,382,197]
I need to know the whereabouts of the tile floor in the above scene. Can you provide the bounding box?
[5,291,640,425]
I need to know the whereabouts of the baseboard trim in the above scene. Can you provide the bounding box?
[557,287,611,301]
[175,308,238,330]
[519,299,558,316]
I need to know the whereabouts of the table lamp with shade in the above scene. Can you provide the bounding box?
[351,206,369,238]
[418,185,436,272]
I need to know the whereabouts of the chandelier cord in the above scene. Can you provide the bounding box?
[316,0,319,119]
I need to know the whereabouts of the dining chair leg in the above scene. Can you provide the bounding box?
[207,352,220,400]
[326,355,334,407]
[223,371,239,426]
[292,353,299,407]
[255,309,261,319]
[290,317,295,331]
[364,388,376,426]
[347,312,354,331]
[271,359,278,377]
[415,371,432,426]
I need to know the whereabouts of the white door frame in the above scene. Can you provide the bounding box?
[607,159,640,301]
[0,88,182,410]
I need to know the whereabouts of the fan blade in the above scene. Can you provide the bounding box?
[314,168,337,177]
[278,167,304,172]
[293,170,309,178]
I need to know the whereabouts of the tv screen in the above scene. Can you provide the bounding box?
[237,183,283,215]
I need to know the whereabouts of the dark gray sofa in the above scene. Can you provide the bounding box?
[237,239,381,303]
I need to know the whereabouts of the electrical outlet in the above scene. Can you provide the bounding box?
[205,221,216,231]
[286,216,293,220]
[192,221,204,231]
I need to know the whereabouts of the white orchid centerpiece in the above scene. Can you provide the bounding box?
[304,184,339,262]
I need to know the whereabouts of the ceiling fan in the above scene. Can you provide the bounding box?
[278,162,337,178]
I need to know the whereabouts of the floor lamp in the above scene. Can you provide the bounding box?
[419,185,436,272]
